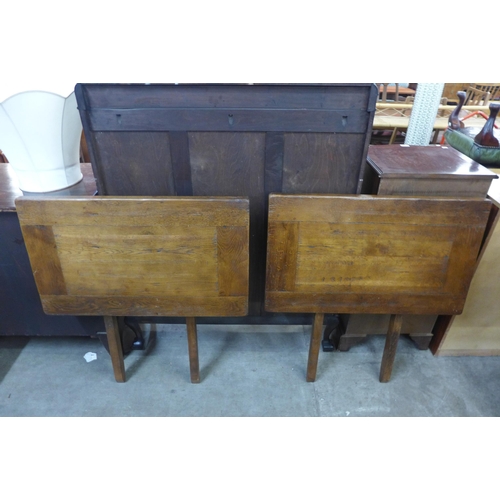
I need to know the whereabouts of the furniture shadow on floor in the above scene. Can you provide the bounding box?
[0,337,30,383]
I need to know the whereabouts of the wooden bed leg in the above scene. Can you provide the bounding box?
[379,314,403,383]
[104,315,126,382]
[186,317,200,383]
[306,313,324,382]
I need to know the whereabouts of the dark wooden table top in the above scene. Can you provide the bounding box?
[0,163,97,212]
[367,145,499,180]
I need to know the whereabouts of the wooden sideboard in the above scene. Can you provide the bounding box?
[0,163,104,337]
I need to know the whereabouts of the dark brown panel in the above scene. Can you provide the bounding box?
[264,132,284,195]
[282,133,366,194]
[92,132,175,195]
[87,108,370,133]
[169,131,193,195]
[77,84,376,111]
[189,132,265,315]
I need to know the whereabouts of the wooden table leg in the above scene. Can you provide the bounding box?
[104,315,126,382]
[186,317,200,383]
[379,314,403,383]
[306,313,324,382]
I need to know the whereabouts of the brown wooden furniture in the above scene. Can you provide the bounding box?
[15,196,250,382]
[75,83,377,330]
[0,163,104,338]
[335,145,498,351]
[265,194,491,382]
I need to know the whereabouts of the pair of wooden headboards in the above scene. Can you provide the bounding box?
[16,194,491,382]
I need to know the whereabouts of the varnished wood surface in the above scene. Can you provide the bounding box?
[104,316,126,382]
[0,163,97,212]
[16,196,250,317]
[379,314,403,382]
[265,194,491,315]
[306,313,324,382]
[186,317,200,383]
[367,145,497,179]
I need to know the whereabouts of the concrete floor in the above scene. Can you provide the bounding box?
[1,323,500,417]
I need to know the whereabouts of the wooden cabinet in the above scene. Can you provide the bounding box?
[361,144,497,197]
[339,144,498,351]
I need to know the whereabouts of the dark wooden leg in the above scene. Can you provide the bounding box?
[379,314,403,383]
[104,315,126,382]
[186,317,200,383]
[306,313,324,382]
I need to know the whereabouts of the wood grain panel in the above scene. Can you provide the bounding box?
[268,195,490,226]
[265,221,299,292]
[217,226,249,296]
[92,132,175,195]
[282,133,366,194]
[16,196,250,318]
[87,109,370,133]
[20,225,67,296]
[41,295,248,317]
[169,131,193,195]
[265,291,470,315]
[16,197,249,227]
[265,194,491,316]
[264,132,284,194]
[77,84,375,111]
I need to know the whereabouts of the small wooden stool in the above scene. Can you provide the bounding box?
[265,194,491,382]
[16,196,250,383]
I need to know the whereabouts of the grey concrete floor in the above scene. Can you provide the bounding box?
[1,323,500,417]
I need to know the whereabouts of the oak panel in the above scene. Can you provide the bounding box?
[20,225,67,296]
[217,226,250,297]
[282,133,366,194]
[265,194,491,315]
[16,196,250,317]
[92,132,176,196]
